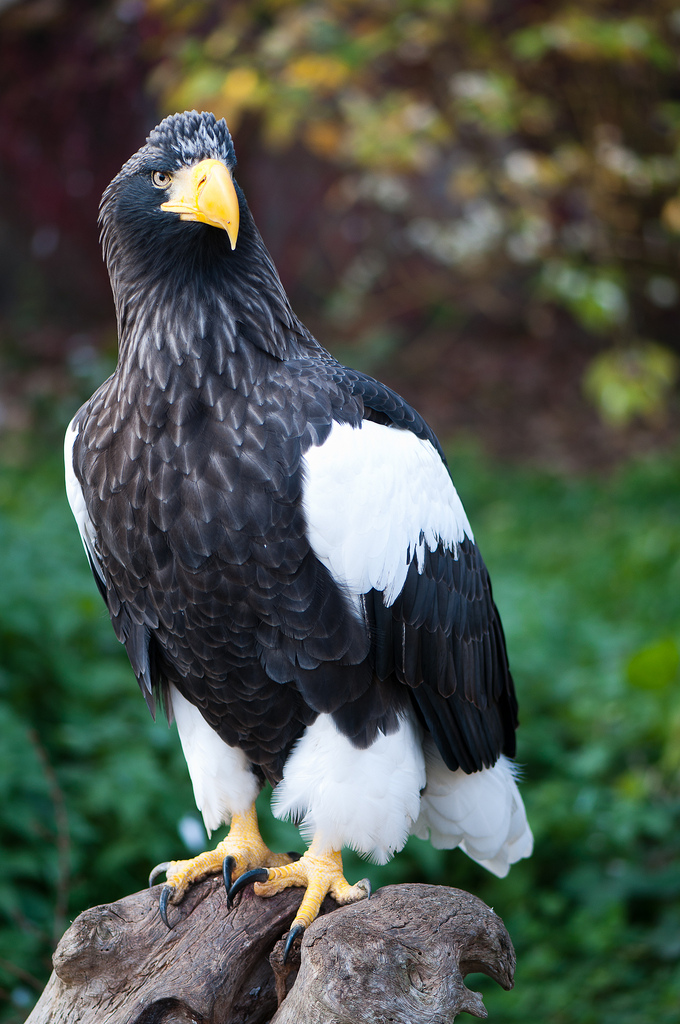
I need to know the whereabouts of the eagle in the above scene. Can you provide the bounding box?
[65,110,532,953]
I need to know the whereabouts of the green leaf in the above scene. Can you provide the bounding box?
[626,639,680,691]
[584,343,679,427]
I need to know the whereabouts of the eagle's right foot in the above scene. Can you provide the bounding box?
[149,803,294,927]
[227,837,371,959]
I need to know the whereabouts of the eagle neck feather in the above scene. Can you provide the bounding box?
[108,212,318,376]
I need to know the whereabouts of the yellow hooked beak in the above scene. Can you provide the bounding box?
[160,159,240,250]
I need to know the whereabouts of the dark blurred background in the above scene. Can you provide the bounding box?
[1,1,680,1021]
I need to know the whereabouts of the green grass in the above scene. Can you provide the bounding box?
[1,443,679,1021]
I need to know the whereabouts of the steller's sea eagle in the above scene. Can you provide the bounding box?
[65,110,532,953]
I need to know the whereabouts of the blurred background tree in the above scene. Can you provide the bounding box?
[1,1,680,1021]
[4,0,680,463]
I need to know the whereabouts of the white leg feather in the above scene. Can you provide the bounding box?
[170,685,260,835]
[272,712,426,863]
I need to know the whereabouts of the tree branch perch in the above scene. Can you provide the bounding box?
[26,880,515,1023]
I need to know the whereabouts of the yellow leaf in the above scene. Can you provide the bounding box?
[285,54,350,93]
[662,196,680,233]
[221,67,260,105]
[304,121,343,159]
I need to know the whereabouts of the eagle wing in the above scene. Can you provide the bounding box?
[64,417,162,716]
[300,371,518,774]
[66,361,516,779]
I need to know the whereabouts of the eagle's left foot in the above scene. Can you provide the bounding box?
[149,804,294,927]
[228,838,370,956]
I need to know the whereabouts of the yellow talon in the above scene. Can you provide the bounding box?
[155,803,292,904]
[253,836,371,931]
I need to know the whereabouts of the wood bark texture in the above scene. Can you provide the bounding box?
[26,879,515,1024]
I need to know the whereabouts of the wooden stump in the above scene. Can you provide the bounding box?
[27,879,516,1023]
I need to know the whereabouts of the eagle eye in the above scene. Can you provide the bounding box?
[151,170,172,189]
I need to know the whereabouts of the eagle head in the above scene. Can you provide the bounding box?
[99,111,242,293]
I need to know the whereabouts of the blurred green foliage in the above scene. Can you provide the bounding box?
[584,341,679,427]
[1,442,680,1021]
[142,0,680,426]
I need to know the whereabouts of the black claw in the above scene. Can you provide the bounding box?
[286,851,302,862]
[159,885,174,929]
[148,861,170,888]
[222,855,236,891]
[283,924,305,964]
[365,879,373,900]
[227,867,270,909]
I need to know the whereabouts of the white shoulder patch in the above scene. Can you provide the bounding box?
[302,420,473,606]
[64,418,104,584]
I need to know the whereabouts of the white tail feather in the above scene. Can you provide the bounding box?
[413,739,533,877]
